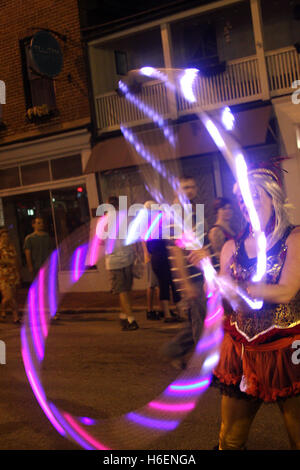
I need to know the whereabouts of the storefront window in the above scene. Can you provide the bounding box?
[99,166,152,206]
[1,185,90,283]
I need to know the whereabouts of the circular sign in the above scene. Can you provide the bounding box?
[30,31,63,78]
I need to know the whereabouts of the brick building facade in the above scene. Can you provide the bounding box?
[0,0,90,142]
[0,0,99,290]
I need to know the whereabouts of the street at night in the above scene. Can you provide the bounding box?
[1,0,300,456]
[0,310,292,450]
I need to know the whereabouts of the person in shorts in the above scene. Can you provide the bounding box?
[104,196,139,331]
[143,201,161,320]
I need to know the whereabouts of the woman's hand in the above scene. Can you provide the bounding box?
[187,248,210,267]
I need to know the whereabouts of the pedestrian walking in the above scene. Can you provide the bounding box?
[163,175,210,367]
[102,196,139,331]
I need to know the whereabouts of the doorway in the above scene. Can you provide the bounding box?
[1,184,90,283]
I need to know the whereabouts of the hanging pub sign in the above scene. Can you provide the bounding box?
[30,30,63,78]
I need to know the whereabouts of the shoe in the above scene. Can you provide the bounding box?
[146,311,160,320]
[158,310,164,318]
[170,310,184,320]
[120,318,129,330]
[125,320,139,331]
[13,319,21,324]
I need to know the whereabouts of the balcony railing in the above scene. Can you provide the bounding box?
[177,55,261,115]
[95,46,300,132]
[265,46,300,96]
[96,80,169,131]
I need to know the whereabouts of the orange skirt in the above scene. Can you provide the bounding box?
[213,332,300,403]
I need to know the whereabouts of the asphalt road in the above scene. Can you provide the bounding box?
[0,311,293,450]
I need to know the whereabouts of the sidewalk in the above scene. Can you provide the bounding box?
[17,288,149,313]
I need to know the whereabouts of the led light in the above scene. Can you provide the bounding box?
[179,68,198,103]
[49,250,58,318]
[203,353,220,370]
[118,80,175,147]
[204,307,223,325]
[126,208,148,245]
[205,119,226,149]
[168,378,210,392]
[38,268,48,338]
[78,417,97,426]
[29,285,44,361]
[63,413,109,450]
[140,66,155,77]
[196,329,224,352]
[222,106,235,130]
[148,401,195,412]
[143,212,162,241]
[235,153,267,284]
[127,412,179,431]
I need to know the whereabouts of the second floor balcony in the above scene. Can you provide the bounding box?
[94,45,300,133]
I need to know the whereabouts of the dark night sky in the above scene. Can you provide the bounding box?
[78,0,217,30]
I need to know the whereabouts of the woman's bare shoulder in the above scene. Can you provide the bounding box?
[219,239,236,274]
[221,239,236,255]
[286,226,300,245]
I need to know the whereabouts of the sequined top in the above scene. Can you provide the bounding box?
[225,226,300,344]
[0,243,20,287]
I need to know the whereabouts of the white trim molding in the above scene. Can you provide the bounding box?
[0,128,91,168]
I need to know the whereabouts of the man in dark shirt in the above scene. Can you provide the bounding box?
[24,216,52,280]
[164,176,211,368]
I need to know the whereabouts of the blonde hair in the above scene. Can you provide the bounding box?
[234,169,293,247]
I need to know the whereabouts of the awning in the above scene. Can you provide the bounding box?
[84,105,272,174]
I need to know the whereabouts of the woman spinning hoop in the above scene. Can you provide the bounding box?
[212,167,300,450]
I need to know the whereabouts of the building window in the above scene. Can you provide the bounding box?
[0,167,20,190]
[114,51,128,75]
[20,37,56,111]
[51,155,82,180]
[21,161,50,186]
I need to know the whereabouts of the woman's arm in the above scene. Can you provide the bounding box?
[209,227,226,260]
[247,227,300,304]
[219,239,236,276]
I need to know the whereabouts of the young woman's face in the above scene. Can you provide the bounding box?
[218,203,233,222]
[235,184,273,226]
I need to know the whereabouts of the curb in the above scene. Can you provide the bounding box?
[18,306,148,314]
